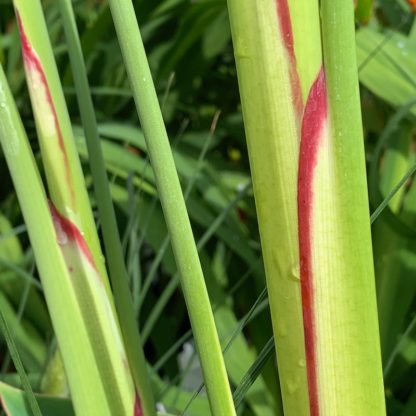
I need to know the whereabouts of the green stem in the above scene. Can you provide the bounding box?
[226,0,316,413]
[57,2,156,414]
[12,0,109,293]
[318,0,385,413]
[0,65,112,416]
[107,1,235,414]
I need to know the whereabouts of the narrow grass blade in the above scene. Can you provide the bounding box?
[141,185,250,342]
[153,261,260,373]
[180,286,270,414]
[0,310,41,416]
[0,293,46,373]
[233,337,275,411]
[371,162,416,224]
[383,305,416,378]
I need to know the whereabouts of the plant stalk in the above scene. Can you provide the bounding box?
[57,1,156,414]
[107,1,236,414]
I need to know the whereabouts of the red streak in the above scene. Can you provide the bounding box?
[275,0,303,115]
[16,12,75,205]
[134,394,143,416]
[49,202,96,270]
[297,68,327,416]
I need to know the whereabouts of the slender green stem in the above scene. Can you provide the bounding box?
[57,2,156,414]
[107,1,235,414]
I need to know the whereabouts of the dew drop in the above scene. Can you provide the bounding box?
[277,323,287,339]
[236,182,246,192]
[290,263,300,281]
[235,38,250,60]
[54,221,68,245]
[57,231,68,245]
[286,379,299,394]
[298,358,306,368]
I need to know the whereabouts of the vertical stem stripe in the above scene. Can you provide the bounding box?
[49,202,97,272]
[16,13,75,205]
[297,68,327,416]
[275,0,303,115]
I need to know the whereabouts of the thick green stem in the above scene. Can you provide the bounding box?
[226,0,322,413]
[12,0,109,292]
[107,1,235,414]
[228,0,385,414]
[0,65,112,416]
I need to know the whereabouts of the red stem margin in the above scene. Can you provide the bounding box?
[275,0,303,115]
[49,201,97,271]
[16,11,75,206]
[297,68,328,416]
[134,394,143,416]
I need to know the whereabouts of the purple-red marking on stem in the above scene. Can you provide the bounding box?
[275,0,303,115]
[297,68,327,416]
[49,202,96,271]
[134,394,143,416]
[16,12,75,205]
